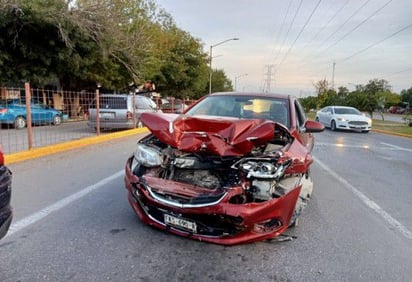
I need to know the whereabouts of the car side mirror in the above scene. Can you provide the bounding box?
[304,120,325,133]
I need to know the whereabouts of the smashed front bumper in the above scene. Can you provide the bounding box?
[124,157,301,245]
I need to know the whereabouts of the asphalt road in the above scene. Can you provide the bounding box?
[1,130,411,281]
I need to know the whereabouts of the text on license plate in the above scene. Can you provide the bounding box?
[99,113,114,118]
[164,214,197,233]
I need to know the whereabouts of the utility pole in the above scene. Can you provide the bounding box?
[331,61,336,90]
[263,64,275,92]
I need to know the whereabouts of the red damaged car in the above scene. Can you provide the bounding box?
[124,92,324,245]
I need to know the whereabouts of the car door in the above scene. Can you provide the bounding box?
[33,103,53,123]
[317,107,329,126]
[325,107,334,126]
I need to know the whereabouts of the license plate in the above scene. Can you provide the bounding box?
[99,112,114,119]
[164,214,197,233]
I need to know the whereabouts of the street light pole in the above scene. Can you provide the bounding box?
[234,73,248,91]
[209,38,239,94]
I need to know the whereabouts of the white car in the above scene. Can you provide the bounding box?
[315,106,372,133]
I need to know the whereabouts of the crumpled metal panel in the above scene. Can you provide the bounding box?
[141,112,276,156]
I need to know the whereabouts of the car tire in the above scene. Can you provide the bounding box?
[0,166,12,210]
[0,165,12,240]
[14,116,26,129]
[53,115,62,126]
[331,120,336,131]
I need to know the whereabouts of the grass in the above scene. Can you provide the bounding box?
[306,112,412,138]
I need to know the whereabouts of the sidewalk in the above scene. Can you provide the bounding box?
[5,127,148,165]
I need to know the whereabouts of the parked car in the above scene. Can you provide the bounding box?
[315,106,372,133]
[160,98,188,114]
[0,99,62,129]
[0,145,12,240]
[87,94,160,130]
[124,92,324,245]
[388,106,406,114]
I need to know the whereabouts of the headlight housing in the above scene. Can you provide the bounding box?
[337,117,346,122]
[134,144,162,167]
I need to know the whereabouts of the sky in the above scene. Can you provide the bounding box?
[155,0,411,96]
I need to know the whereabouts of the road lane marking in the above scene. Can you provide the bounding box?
[381,142,412,153]
[316,142,412,152]
[316,143,370,149]
[314,156,412,240]
[7,170,124,237]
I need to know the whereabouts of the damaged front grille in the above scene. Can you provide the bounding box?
[141,177,228,208]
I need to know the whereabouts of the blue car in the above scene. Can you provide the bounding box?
[0,99,63,129]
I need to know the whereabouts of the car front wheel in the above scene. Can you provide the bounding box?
[53,115,62,126]
[331,120,336,131]
[14,116,26,129]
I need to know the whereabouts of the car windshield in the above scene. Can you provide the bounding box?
[334,107,361,115]
[185,95,290,127]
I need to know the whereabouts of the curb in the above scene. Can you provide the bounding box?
[5,128,149,165]
[371,128,412,138]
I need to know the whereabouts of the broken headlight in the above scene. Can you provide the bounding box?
[239,159,291,179]
[134,144,162,167]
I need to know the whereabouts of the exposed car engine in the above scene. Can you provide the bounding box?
[131,126,313,225]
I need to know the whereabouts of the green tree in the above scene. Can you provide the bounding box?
[299,96,318,112]
[152,27,209,99]
[358,79,391,117]
[344,90,368,110]
[0,0,70,87]
[313,79,340,108]
[0,0,166,90]
[337,86,349,97]
[210,69,233,93]
[378,91,400,109]
[400,87,412,109]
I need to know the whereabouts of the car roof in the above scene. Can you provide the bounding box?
[331,106,356,109]
[209,92,292,100]
[98,94,150,99]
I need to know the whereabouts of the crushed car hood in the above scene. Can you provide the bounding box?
[141,112,283,156]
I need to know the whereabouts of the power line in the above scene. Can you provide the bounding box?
[317,0,372,50]
[275,0,323,70]
[386,67,412,77]
[269,1,293,62]
[262,1,293,91]
[340,22,412,62]
[322,0,393,53]
[271,0,303,66]
[301,0,350,50]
